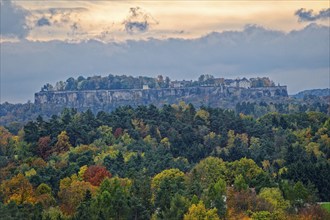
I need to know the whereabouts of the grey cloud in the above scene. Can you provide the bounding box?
[37,17,51,27]
[0,0,30,38]
[33,7,87,27]
[71,22,79,32]
[48,7,87,15]
[123,7,158,34]
[125,21,149,33]
[1,24,329,103]
[295,8,330,22]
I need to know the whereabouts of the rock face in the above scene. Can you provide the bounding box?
[35,86,288,112]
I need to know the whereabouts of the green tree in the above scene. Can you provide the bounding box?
[163,194,190,220]
[96,125,115,145]
[35,183,55,208]
[251,211,273,220]
[189,157,226,190]
[151,169,186,217]
[258,187,290,214]
[130,174,152,220]
[74,190,93,220]
[234,174,248,191]
[205,178,227,217]
[93,177,132,220]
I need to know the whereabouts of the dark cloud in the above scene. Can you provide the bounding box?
[70,22,79,32]
[295,8,330,22]
[0,0,30,38]
[1,24,329,103]
[125,21,149,33]
[123,7,158,34]
[48,8,74,24]
[37,17,51,27]
[48,7,87,15]
[33,7,87,28]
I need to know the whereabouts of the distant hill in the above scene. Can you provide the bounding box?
[293,89,330,99]
[2,75,330,129]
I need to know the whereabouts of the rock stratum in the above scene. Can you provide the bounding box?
[35,85,288,112]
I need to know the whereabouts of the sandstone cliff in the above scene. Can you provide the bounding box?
[35,86,288,112]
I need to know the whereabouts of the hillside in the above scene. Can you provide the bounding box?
[0,104,329,219]
[293,89,330,99]
[1,75,329,130]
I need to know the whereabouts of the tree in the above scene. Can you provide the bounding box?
[83,165,112,186]
[93,177,132,219]
[184,201,220,220]
[234,174,248,191]
[74,190,93,220]
[226,157,264,187]
[37,136,51,159]
[35,183,55,208]
[205,178,227,217]
[96,126,115,145]
[58,177,96,215]
[163,194,190,220]
[24,121,39,143]
[258,187,290,214]
[281,180,311,209]
[130,174,152,220]
[54,131,72,153]
[189,157,226,191]
[103,152,125,177]
[251,211,273,220]
[226,187,273,219]
[195,109,210,125]
[0,173,36,204]
[151,169,186,217]
[0,126,13,156]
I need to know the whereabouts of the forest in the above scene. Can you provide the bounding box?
[0,103,329,219]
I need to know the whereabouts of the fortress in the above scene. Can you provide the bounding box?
[35,84,288,112]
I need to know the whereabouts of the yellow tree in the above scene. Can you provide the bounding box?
[54,131,72,153]
[58,176,96,215]
[194,109,210,125]
[184,201,220,220]
[0,173,36,204]
[225,157,263,186]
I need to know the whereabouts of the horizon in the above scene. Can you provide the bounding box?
[1,72,328,104]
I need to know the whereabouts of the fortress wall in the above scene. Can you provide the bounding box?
[35,86,288,111]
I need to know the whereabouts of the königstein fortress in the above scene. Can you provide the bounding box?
[35,75,288,112]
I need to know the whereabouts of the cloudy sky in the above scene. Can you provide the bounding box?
[0,0,329,103]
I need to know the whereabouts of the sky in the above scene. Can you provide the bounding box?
[0,0,329,103]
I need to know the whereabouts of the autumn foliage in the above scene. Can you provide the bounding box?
[37,136,51,159]
[0,105,329,219]
[58,176,96,215]
[0,173,36,205]
[83,165,112,186]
